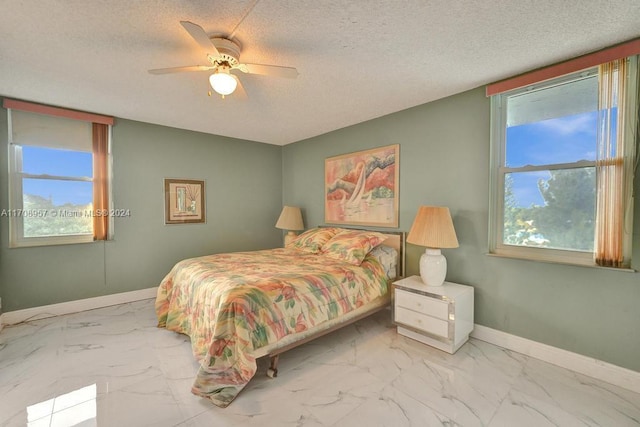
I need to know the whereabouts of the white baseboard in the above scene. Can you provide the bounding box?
[0,287,158,327]
[471,324,640,395]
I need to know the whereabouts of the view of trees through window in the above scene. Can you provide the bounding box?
[22,193,93,237]
[502,110,598,252]
[503,168,596,251]
[20,146,93,237]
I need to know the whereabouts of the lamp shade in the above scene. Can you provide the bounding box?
[209,72,237,96]
[407,206,458,286]
[407,206,459,249]
[275,206,304,231]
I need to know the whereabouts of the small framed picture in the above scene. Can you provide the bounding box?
[164,178,206,224]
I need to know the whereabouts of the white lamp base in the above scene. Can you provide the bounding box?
[283,231,298,247]
[419,248,447,286]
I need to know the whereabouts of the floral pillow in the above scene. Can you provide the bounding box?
[321,229,387,265]
[287,227,341,253]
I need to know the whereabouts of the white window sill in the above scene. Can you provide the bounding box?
[486,252,636,272]
[10,235,95,248]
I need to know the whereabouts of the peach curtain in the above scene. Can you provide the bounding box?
[594,59,628,267]
[92,123,109,240]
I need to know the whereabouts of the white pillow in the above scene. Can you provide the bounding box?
[367,245,398,279]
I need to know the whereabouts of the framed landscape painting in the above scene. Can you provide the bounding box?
[325,144,399,227]
[164,179,206,224]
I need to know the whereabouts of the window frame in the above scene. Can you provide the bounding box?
[6,107,112,248]
[488,62,637,267]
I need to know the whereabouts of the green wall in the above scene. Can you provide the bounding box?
[0,113,283,312]
[1,86,638,373]
[282,86,640,372]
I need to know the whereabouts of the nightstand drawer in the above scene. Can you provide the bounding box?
[395,289,449,320]
[395,307,449,338]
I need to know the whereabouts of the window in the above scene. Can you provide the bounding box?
[5,100,113,247]
[489,55,638,267]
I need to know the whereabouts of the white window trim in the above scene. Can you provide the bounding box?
[488,60,638,267]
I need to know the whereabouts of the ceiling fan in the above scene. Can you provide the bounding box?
[149,21,298,98]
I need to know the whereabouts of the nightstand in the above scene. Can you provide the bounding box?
[392,275,474,354]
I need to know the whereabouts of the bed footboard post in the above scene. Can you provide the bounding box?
[267,355,279,378]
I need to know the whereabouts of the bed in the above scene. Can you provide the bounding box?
[155,227,405,407]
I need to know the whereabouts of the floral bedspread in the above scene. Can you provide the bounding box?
[155,247,389,407]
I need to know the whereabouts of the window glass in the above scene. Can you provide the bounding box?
[22,146,92,176]
[505,111,598,167]
[22,179,93,238]
[503,169,595,251]
[21,146,94,239]
[505,74,598,168]
[23,181,93,238]
[499,71,598,254]
[506,74,597,127]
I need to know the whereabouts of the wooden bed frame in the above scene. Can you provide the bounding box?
[263,229,406,378]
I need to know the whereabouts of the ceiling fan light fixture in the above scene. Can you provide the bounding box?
[209,71,237,96]
[149,21,298,100]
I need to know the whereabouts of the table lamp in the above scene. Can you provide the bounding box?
[407,206,459,286]
[275,206,304,246]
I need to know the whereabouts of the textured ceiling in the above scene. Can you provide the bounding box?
[1,1,639,145]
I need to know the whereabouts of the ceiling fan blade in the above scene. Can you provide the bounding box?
[180,21,220,57]
[148,65,214,74]
[233,75,248,99]
[240,63,298,79]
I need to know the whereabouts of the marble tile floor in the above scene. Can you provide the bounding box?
[1,299,639,427]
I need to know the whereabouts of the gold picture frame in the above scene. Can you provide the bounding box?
[164,178,206,224]
[325,144,399,227]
